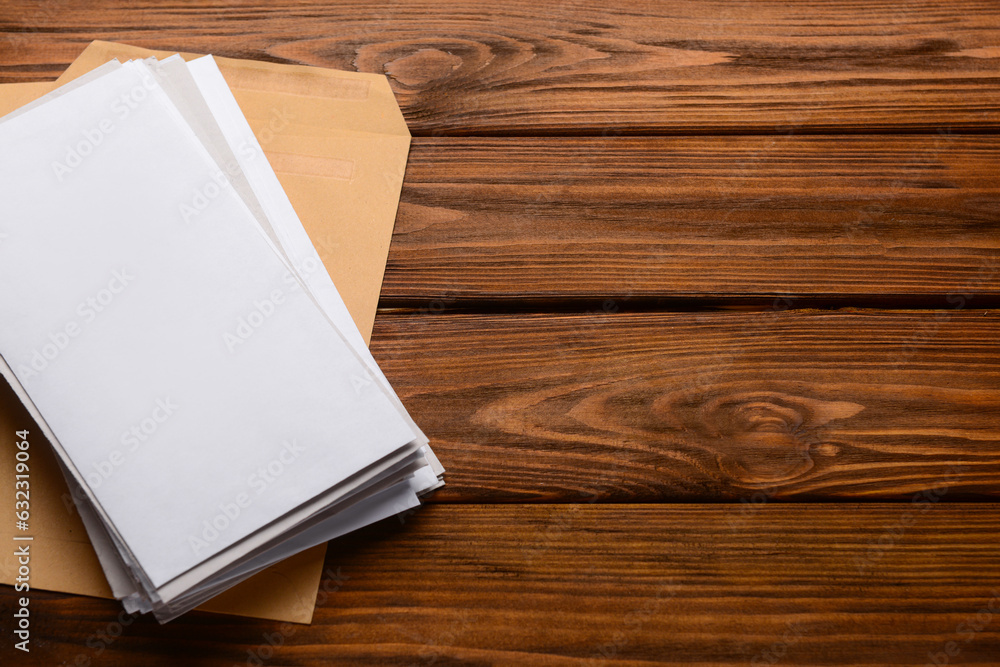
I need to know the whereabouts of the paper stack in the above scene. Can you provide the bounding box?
[0,55,443,623]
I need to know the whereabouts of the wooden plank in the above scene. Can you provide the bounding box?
[369,310,1000,502]
[383,136,1000,304]
[8,504,1000,665]
[3,1,1000,134]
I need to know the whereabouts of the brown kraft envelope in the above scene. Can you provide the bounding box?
[0,40,412,624]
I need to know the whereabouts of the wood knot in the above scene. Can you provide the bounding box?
[655,389,864,485]
[384,48,464,86]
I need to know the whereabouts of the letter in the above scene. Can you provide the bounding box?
[236,318,254,339]
[267,460,283,477]
[236,493,250,508]
[29,349,49,372]
[286,440,305,456]
[140,417,157,435]
[247,473,266,495]
[53,160,71,181]
[65,321,80,337]
[279,447,295,465]
[156,396,178,417]
[211,513,230,532]
[223,332,243,352]
[14,605,28,618]
[108,450,124,467]
[41,342,58,360]
[192,190,209,211]
[204,182,220,199]
[130,424,147,442]
[351,374,372,394]
[98,118,114,135]
[219,500,241,521]
[15,640,29,652]
[59,493,76,515]
[121,431,140,451]
[14,581,27,592]
[945,641,959,656]
[77,302,97,323]
[264,630,285,647]
[92,459,114,480]
[245,649,263,667]
[926,651,948,666]
[111,98,129,120]
[200,519,219,542]
[96,288,113,307]
[945,293,966,309]
[83,126,105,147]
[76,140,93,157]
[48,330,69,350]
[65,147,82,168]
[271,288,285,305]
[247,311,264,328]
[188,535,209,555]
[255,297,275,318]
[179,202,198,223]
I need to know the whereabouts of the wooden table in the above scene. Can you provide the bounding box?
[2,2,1000,665]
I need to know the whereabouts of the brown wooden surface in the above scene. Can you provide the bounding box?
[371,310,1000,503]
[2,1,999,665]
[3,1,1000,134]
[4,505,1000,666]
[386,136,1000,306]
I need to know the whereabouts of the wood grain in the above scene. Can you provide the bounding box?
[369,309,1000,502]
[5,504,1000,666]
[2,1,1000,134]
[382,135,1000,305]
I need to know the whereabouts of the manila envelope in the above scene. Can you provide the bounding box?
[0,40,411,623]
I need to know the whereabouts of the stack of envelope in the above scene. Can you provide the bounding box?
[0,43,442,623]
